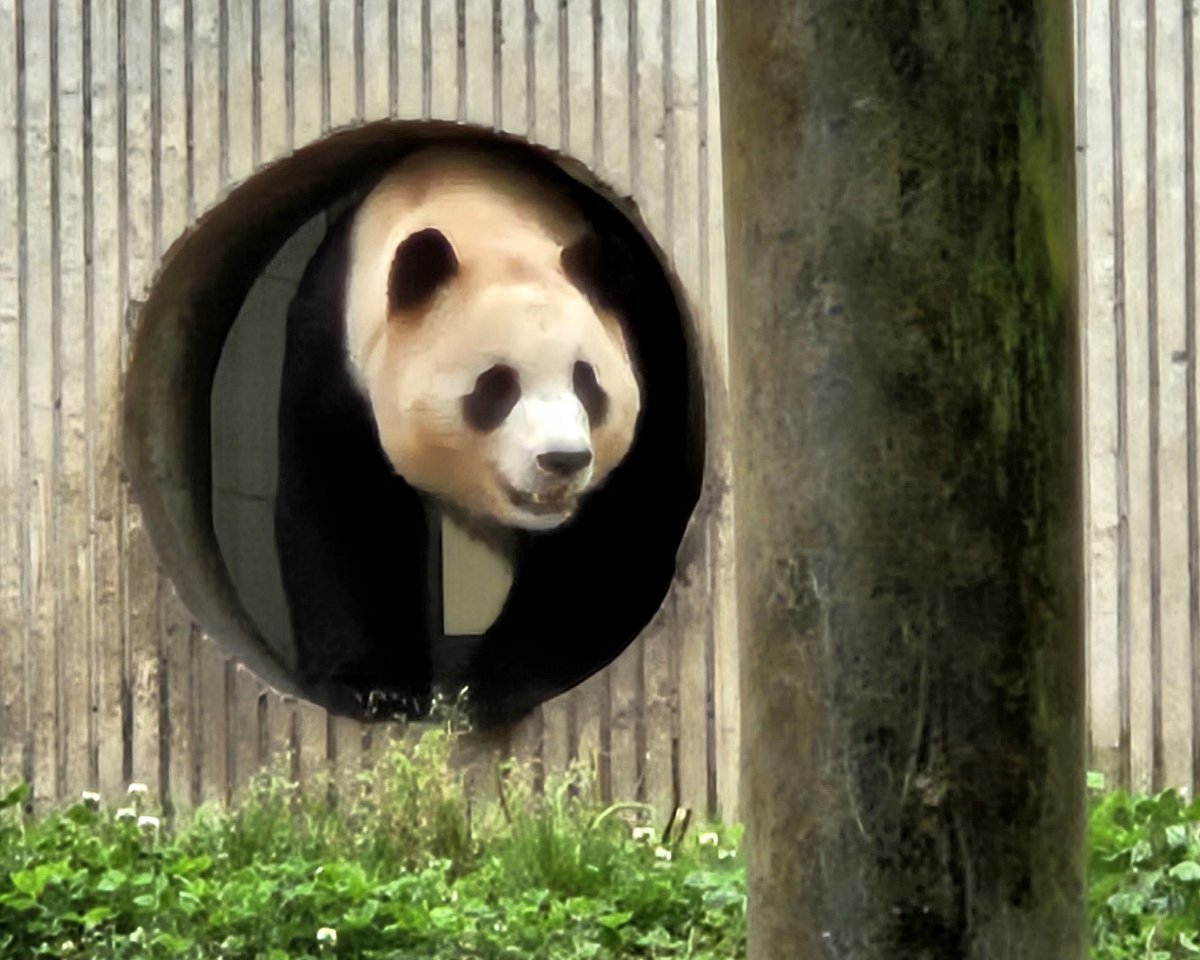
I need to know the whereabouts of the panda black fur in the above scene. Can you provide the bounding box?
[274,143,701,727]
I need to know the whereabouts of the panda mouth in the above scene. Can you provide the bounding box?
[504,483,576,516]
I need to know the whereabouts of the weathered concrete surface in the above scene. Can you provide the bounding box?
[717,1,1084,957]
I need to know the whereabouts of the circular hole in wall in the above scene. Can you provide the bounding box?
[124,122,705,727]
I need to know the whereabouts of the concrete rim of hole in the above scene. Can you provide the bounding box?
[122,120,715,718]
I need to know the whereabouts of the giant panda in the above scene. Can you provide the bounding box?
[274,141,700,728]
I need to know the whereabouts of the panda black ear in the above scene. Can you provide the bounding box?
[561,232,633,316]
[388,227,459,317]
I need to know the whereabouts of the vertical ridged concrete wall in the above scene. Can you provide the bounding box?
[0,0,738,820]
[1077,0,1200,798]
[8,0,1186,825]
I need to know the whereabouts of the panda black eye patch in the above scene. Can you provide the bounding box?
[573,361,608,426]
[463,364,521,432]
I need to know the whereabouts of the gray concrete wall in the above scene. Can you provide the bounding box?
[0,0,737,822]
[1077,0,1200,798]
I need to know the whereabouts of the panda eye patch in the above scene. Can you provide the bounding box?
[573,361,608,427]
[463,364,521,432]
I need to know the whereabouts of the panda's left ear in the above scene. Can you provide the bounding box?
[388,227,459,318]
[561,232,633,316]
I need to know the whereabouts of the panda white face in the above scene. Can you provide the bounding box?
[341,150,641,531]
[449,283,629,530]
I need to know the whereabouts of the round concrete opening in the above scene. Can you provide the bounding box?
[123,122,705,722]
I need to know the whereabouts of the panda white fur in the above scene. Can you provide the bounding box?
[275,141,700,726]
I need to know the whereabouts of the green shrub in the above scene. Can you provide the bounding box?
[12,742,1200,960]
[0,730,745,959]
[1090,773,1200,959]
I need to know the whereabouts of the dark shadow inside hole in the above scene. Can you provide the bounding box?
[125,123,705,729]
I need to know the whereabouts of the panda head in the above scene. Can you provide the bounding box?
[345,184,642,532]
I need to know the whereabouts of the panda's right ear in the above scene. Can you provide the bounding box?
[388,227,459,318]
[561,231,635,317]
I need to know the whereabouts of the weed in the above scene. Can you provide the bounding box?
[1090,773,1200,959]
[0,731,745,959]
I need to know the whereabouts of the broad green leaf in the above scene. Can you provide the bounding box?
[1106,890,1149,915]
[0,892,37,911]
[0,783,29,810]
[9,869,46,897]
[65,804,96,825]
[8,862,66,898]
[149,932,191,952]
[343,899,381,928]
[1169,860,1200,882]
[168,855,212,877]
[703,887,745,911]
[428,905,460,930]
[81,906,115,927]
[95,869,127,892]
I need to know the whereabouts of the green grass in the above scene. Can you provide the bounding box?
[3,733,1195,960]
[0,727,745,959]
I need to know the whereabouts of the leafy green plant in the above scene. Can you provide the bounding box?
[16,748,1200,960]
[1090,774,1200,959]
[0,731,745,959]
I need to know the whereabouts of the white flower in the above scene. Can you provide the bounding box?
[137,815,160,832]
[126,782,149,797]
[316,927,338,945]
[80,791,101,809]
[698,832,719,847]
[115,807,136,822]
[60,941,77,954]
[631,826,656,843]
[718,848,735,861]
[654,846,673,862]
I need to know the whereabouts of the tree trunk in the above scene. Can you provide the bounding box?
[718,1,1085,956]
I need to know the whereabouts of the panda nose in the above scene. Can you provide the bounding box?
[537,450,593,478]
